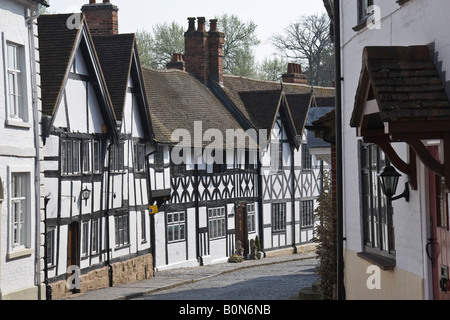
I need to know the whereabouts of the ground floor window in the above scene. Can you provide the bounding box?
[115,212,129,247]
[10,172,30,249]
[167,212,186,243]
[360,142,395,255]
[300,200,314,228]
[46,227,55,266]
[272,203,286,232]
[247,203,256,233]
[208,207,226,240]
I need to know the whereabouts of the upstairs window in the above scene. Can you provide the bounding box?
[6,42,27,123]
[357,0,374,24]
[134,143,146,172]
[110,142,125,172]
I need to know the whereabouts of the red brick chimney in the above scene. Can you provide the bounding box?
[184,17,224,85]
[81,0,119,36]
[166,53,186,71]
[282,63,308,84]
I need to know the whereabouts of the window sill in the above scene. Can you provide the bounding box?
[353,15,372,32]
[6,118,32,129]
[7,247,33,260]
[357,251,396,271]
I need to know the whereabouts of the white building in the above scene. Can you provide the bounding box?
[0,0,48,300]
[335,0,450,300]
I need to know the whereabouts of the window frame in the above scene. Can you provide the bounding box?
[360,142,395,258]
[300,200,314,228]
[167,212,186,243]
[7,166,32,259]
[247,203,256,233]
[272,203,286,233]
[114,212,129,248]
[208,207,226,240]
[5,41,29,125]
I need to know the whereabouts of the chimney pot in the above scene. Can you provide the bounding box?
[89,0,95,3]
[103,0,110,2]
[187,17,196,32]
[197,17,206,32]
[209,19,218,32]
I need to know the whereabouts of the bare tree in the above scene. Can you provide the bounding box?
[270,13,334,86]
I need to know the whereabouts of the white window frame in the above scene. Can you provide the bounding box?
[247,203,256,233]
[81,221,89,257]
[208,207,226,240]
[167,212,186,243]
[7,165,33,259]
[3,37,30,127]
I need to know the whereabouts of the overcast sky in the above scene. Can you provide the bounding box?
[45,0,326,63]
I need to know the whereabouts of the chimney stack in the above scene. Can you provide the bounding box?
[82,0,119,36]
[166,53,186,71]
[282,63,308,84]
[184,17,225,85]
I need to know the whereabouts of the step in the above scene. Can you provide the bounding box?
[298,287,323,300]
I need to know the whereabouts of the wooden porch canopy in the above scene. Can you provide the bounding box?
[350,45,450,190]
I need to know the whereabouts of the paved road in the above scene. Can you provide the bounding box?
[134,258,318,300]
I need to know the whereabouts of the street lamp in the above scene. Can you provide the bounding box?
[378,164,410,202]
[81,187,91,205]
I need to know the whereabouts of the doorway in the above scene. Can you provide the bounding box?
[67,221,80,293]
[428,146,450,300]
[235,202,248,257]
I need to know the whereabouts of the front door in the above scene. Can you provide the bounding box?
[67,221,80,292]
[235,202,248,257]
[428,146,450,300]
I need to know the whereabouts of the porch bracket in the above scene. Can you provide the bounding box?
[364,135,417,190]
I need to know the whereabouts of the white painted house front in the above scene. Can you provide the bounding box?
[0,0,48,300]
[335,0,450,300]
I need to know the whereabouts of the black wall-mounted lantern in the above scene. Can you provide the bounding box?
[378,164,410,202]
[81,187,91,205]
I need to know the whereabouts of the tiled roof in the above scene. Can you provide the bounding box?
[142,68,250,148]
[92,34,135,121]
[351,45,450,127]
[38,14,80,116]
[32,0,49,6]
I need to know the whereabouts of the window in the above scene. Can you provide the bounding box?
[271,141,283,172]
[11,173,29,249]
[300,200,314,227]
[6,42,27,122]
[134,143,146,172]
[247,203,256,233]
[154,146,164,171]
[302,145,312,170]
[115,213,129,247]
[360,143,395,256]
[357,0,374,23]
[93,140,102,173]
[167,212,186,243]
[92,219,99,254]
[272,203,286,232]
[82,221,89,256]
[111,142,125,172]
[61,140,81,175]
[83,140,91,173]
[208,207,226,240]
[141,212,147,242]
[46,227,55,266]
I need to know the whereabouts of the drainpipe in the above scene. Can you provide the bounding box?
[145,149,157,271]
[43,194,52,300]
[26,4,43,300]
[0,178,3,299]
[105,141,114,287]
[334,0,346,300]
[291,147,296,253]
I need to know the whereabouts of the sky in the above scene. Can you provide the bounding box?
[44,0,326,63]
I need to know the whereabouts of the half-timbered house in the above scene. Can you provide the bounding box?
[142,17,335,270]
[0,0,48,300]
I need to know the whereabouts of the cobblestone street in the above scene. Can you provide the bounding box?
[134,258,318,300]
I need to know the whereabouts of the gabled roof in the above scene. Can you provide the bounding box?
[351,45,450,127]
[92,34,134,122]
[38,14,118,138]
[142,68,250,148]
